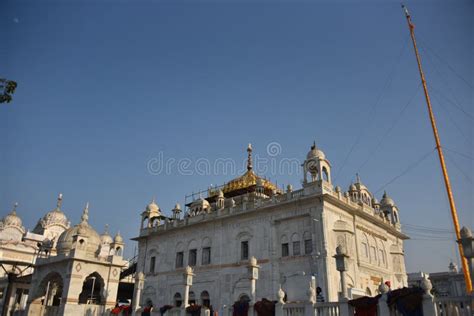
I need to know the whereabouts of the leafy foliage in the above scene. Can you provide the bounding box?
[0,78,18,103]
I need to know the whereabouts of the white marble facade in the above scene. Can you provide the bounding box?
[0,195,127,315]
[133,144,408,310]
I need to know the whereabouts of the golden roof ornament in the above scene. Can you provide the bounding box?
[247,143,253,171]
[204,144,283,201]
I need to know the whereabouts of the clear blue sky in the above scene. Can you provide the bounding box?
[1,0,472,273]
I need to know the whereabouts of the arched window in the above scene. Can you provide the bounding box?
[361,234,369,259]
[174,293,182,307]
[33,272,63,307]
[200,291,210,307]
[188,240,197,267]
[303,231,312,255]
[78,272,104,305]
[393,211,399,223]
[291,233,300,256]
[281,235,289,257]
[202,237,212,265]
[176,242,184,268]
[322,167,329,182]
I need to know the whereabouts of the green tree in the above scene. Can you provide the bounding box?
[0,79,18,103]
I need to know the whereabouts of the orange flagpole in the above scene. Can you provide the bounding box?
[401,5,472,292]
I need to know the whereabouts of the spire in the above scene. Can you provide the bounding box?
[356,173,361,183]
[56,193,63,209]
[104,224,109,235]
[81,202,89,224]
[247,143,253,171]
[311,141,316,150]
[11,202,18,215]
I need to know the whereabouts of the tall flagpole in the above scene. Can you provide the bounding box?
[402,5,472,292]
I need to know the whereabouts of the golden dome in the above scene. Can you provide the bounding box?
[222,170,278,195]
[208,144,282,199]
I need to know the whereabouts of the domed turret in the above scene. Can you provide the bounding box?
[171,203,182,219]
[189,197,211,216]
[56,203,101,256]
[0,203,26,241]
[303,142,331,184]
[306,142,326,160]
[33,193,70,234]
[114,231,123,244]
[100,224,113,245]
[141,198,164,229]
[2,203,23,227]
[379,191,400,225]
[146,200,159,212]
[380,191,395,207]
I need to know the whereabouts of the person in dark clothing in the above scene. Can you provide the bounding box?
[316,287,325,303]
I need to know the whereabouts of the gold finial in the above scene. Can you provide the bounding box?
[57,193,63,209]
[247,143,253,171]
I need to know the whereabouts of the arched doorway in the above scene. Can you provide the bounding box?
[78,272,104,304]
[39,273,64,307]
[28,272,64,316]
[200,291,210,307]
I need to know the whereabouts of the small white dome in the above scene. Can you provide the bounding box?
[34,194,69,233]
[114,232,123,243]
[100,225,113,244]
[306,143,325,160]
[57,223,101,254]
[146,200,160,213]
[191,197,210,208]
[3,208,22,227]
[380,192,395,207]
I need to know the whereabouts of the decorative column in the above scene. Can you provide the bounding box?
[304,282,316,316]
[132,272,145,316]
[275,286,285,316]
[459,226,474,287]
[247,257,260,316]
[248,257,260,303]
[420,274,438,316]
[333,245,349,301]
[181,266,194,316]
[377,281,390,316]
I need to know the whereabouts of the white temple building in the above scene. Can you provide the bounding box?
[132,143,409,311]
[0,195,128,316]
